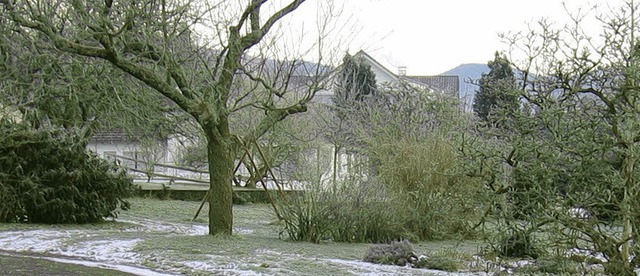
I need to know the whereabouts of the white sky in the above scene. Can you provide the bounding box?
[284,0,615,76]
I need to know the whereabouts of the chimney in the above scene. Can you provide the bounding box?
[398,66,406,76]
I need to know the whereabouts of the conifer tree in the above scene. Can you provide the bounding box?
[473,52,519,123]
[333,53,377,120]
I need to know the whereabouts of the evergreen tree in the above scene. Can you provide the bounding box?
[333,53,377,119]
[328,53,378,181]
[473,52,519,123]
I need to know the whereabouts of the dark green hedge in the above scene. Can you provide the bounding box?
[0,123,132,223]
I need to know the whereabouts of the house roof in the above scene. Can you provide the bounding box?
[352,50,460,99]
[406,75,459,98]
[91,130,135,142]
[91,129,172,143]
[353,50,399,83]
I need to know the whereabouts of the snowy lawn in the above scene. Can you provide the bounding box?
[0,197,490,275]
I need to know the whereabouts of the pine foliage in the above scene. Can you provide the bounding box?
[473,52,519,123]
[0,122,132,223]
[333,53,377,119]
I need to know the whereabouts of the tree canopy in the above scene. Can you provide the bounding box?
[1,0,332,235]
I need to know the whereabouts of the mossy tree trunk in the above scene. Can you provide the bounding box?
[204,121,235,235]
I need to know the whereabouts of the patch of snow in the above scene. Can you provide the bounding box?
[45,256,171,276]
[117,217,255,236]
[325,258,486,275]
[0,251,171,276]
[181,260,261,275]
[569,207,591,219]
[566,248,607,262]
[467,255,540,274]
[0,230,76,253]
[57,239,142,263]
[3,216,492,275]
[117,218,208,235]
[234,227,254,234]
[512,260,534,267]
[0,230,144,265]
[0,219,265,275]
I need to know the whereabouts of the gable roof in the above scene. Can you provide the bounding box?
[406,75,459,98]
[353,50,399,83]
[352,50,459,99]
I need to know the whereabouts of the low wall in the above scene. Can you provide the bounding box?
[132,189,303,204]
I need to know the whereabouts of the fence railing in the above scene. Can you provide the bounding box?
[103,153,302,191]
[104,153,209,184]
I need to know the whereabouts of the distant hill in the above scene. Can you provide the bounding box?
[441,64,490,111]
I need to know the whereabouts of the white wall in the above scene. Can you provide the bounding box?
[87,140,141,159]
[368,64,397,84]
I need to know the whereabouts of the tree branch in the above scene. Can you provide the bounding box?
[242,103,307,144]
[239,0,305,50]
[6,10,110,59]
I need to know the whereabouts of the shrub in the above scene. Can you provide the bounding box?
[323,180,407,243]
[277,132,482,243]
[364,242,464,272]
[0,124,132,223]
[363,240,417,266]
[277,190,334,243]
[278,179,407,243]
[496,230,540,259]
[370,135,482,240]
[415,248,470,271]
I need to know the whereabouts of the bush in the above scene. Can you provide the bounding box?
[363,241,464,272]
[0,124,132,223]
[277,129,482,243]
[496,230,540,259]
[278,179,407,243]
[370,135,482,240]
[277,189,334,243]
[276,136,482,242]
[363,240,417,266]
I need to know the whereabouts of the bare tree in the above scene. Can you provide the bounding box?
[1,0,334,235]
[471,1,640,273]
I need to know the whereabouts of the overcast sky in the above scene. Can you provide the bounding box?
[287,0,613,76]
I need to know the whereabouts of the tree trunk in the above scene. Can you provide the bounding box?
[205,129,234,235]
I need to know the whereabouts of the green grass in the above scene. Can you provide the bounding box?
[126,198,485,274]
[0,197,488,275]
[0,253,134,276]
